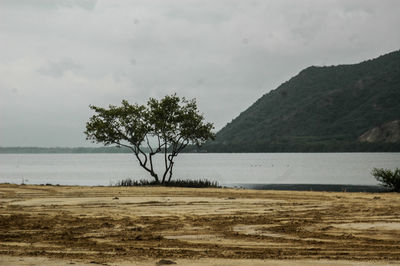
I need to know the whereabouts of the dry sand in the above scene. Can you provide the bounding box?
[0,184,399,265]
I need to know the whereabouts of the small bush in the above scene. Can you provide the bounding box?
[114,178,220,188]
[114,179,157,187]
[372,168,400,192]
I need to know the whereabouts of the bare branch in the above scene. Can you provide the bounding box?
[145,135,154,154]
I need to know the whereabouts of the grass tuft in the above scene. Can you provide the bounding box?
[113,178,220,188]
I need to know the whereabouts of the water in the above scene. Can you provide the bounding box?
[0,153,399,187]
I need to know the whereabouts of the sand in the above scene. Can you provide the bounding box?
[0,184,399,265]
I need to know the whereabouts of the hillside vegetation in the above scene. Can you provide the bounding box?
[205,50,400,152]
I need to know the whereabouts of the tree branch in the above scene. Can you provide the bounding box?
[113,140,158,182]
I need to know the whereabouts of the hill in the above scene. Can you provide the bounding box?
[205,50,400,152]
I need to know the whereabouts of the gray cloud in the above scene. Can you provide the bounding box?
[38,59,82,78]
[0,0,400,146]
[1,0,97,10]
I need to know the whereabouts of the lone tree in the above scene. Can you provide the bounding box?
[85,94,215,184]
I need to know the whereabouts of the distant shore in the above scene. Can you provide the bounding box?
[2,146,400,153]
[0,146,133,153]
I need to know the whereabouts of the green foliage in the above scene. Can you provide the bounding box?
[206,50,400,152]
[372,168,400,192]
[85,94,215,183]
[114,178,220,188]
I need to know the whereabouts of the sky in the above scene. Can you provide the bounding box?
[1,0,400,147]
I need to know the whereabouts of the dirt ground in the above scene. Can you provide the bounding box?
[0,184,399,265]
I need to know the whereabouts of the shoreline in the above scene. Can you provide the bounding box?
[1,182,386,193]
[235,183,388,192]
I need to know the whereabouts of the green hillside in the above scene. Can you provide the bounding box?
[206,50,400,152]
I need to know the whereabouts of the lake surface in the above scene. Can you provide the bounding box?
[0,153,399,187]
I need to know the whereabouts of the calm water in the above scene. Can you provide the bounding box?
[0,153,399,186]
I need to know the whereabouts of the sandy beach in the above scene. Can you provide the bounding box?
[0,184,399,265]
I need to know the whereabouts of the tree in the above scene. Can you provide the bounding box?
[85,94,215,183]
[372,167,400,192]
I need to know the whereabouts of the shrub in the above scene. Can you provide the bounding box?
[114,178,220,188]
[114,179,157,187]
[372,168,400,192]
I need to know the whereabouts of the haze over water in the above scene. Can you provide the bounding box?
[1,153,399,186]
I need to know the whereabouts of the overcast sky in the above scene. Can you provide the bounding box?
[1,0,400,147]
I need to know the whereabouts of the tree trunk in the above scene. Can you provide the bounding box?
[167,161,174,183]
[150,171,159,183]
